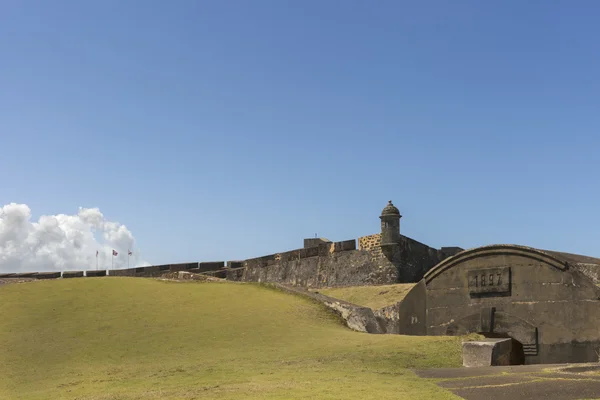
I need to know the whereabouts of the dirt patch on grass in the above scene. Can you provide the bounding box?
[0,278,37,286]
[158,271,224,282]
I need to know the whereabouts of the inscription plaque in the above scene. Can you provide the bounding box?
[467,266,511,295]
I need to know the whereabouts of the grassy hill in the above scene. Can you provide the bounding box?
[0,278,463,399]
[315,283,416,309]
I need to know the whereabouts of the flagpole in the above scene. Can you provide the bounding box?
[112,252,114,270]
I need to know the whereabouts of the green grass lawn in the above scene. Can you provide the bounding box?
[0,278,463,399]
[315,283,416,309]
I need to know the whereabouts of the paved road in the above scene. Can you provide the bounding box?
[414,363,600,400]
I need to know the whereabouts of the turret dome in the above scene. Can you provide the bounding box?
[381,200,400,216]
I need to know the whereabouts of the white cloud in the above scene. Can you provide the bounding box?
[0,203,148,272]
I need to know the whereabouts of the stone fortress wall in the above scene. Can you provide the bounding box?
[0,201,464,287]
[0,233,454,287]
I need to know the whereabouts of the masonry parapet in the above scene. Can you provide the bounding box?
[86,270,107,277]
[33,272,61,279]
[62,271,84,278]
[169,262,198,272]
[226,261,244,269]
[331,239,356,253]
[109,268,137,277]
[11,272,37,278]
[197,261,225,272]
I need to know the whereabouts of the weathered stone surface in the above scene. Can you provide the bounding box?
[374,302,400,334]
[571,263,600,284]
[233,233,449,288]
[358,234,381,251]
[225,267,245,280]
[399,244,600,364]
[462,338,514,367]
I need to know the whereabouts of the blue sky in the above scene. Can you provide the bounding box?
[1,0,599,266]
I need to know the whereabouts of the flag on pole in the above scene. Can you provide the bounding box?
[112,249,118,256]
[128,250,132,256]
[96,250,98,257]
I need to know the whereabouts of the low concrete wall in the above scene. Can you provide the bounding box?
[62,271,84,278]
[86,270,107,277]
[135,266,162,277]
[12,272,37,278]
[198,262,225,272]
[227,261,244,269]
[169,262,197,272]
[109,268,137,277]
[33,272,61,279]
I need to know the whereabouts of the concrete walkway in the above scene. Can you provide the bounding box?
[414,363,600,400]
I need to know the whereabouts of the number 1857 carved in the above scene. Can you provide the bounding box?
[467,266,511,295]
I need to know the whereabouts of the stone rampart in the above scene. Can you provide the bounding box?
[0,234,453,288]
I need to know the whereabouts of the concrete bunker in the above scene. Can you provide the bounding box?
[397,244,600,364]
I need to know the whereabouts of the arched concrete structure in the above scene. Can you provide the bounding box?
[398,244,600,364]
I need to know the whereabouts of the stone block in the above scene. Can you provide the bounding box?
[33,272,61,279]
[62,271,84,278]
[169,263,197,272]
[86,270,107,277]
[109,268,137,277]
[304,238,332,248]
[12,272,37,278]
[462,338,514,367]
[227,261,244,269]
[333,240,356,252]
[198,261,225,272]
